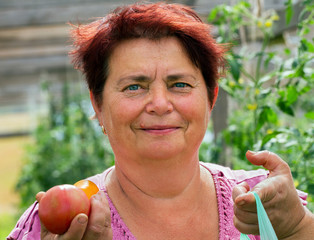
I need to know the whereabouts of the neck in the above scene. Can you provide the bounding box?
[106,155,217,238]
[114,153,201,200]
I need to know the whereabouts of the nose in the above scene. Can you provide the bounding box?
[145,85,173,115]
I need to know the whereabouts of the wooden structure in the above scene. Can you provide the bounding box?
[0,0,301,136]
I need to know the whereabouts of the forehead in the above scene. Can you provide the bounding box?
[108,37,194,69]
[103,36,209,100]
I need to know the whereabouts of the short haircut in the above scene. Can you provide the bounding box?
[70,2,226,107]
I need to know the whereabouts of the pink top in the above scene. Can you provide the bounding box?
[7,162,308,240]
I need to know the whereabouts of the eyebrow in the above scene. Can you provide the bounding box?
[117,75,151,85]
[117,73,197,86]
[167,74,196,82]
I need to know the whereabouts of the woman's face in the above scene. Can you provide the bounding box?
[92,37,216,161]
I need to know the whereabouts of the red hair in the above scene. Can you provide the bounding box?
[70,2,226,107]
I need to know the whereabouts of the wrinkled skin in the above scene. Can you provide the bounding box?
[233,150,314,239]
[36,191,112,240]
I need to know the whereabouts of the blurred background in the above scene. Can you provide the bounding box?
[0,0,313,238]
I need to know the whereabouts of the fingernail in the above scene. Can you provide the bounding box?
[78,216,87,224]
[247,150,257,155]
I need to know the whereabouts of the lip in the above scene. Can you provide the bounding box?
[139,125,180,134]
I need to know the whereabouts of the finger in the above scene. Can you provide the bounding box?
[246,150,294,204]
[233,183,256,211]
[60,213,88,240]
[36,191,46,202]
[234,205,258,225]
[83,191,112,240]
[232,182,250,202]
[236,182,278,212]
[40,213,88,240]
[233,215,259,235]
[246,150,290,176]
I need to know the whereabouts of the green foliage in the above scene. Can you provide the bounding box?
[285,0,294,24]
[16,81,114,210]
[205,0,314,210]
[0,213,17,239]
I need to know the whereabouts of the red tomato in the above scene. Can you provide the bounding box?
[74,180,99,199]
[38,184,90,235]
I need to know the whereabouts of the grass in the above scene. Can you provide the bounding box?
[0,135,32,239]
[0,213,18,239]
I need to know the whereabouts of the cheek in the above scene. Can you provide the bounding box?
[104,98,140,130]
[178,95,210,124]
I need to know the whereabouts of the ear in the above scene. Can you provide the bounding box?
[211,86,219,109]
[89,91,103,123]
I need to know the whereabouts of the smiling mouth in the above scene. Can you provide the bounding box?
[140,126,180,134]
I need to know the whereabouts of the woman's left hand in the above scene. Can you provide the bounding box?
[232,150,314,239]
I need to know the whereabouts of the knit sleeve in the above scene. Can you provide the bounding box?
[232,168,268,189]
[7,202,41,240]
[231,168,308,206]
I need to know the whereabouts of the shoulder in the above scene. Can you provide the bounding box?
[200,162,268,189]
[87,166,114,191]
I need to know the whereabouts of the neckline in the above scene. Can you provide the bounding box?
[103,162,223,239]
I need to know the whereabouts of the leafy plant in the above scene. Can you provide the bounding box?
[16,80,114,210]
[205,0,314,210]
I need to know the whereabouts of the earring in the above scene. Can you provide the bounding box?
[101,125,107,135]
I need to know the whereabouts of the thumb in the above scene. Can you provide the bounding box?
[232,182,250,203]
[246,150,292,203]
[36,191,45,202]
[246,150,290,176]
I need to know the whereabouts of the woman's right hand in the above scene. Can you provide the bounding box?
[36,191,112,240]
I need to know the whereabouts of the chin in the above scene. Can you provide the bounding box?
[140,144,185,161]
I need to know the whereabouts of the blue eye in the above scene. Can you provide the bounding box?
[174,82,188,88]
[127,84,140,91]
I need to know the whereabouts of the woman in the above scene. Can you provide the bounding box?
[8,2,313,240]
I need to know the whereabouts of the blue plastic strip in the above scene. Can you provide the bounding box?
[239,191,278,240]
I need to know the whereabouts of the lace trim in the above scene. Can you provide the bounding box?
[105,191,136,240]
[214,172,239,239]
[213,172,258,240]
[104,166,257,240]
